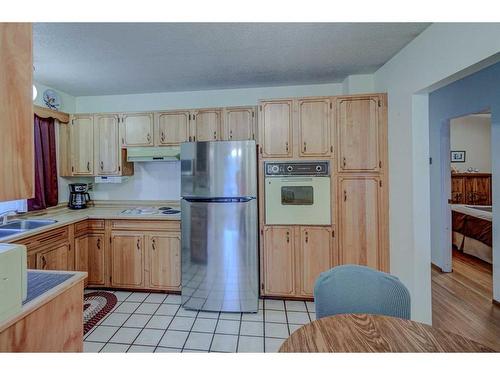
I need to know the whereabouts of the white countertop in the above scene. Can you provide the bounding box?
[2,201,181,243]
[450,204,492,221]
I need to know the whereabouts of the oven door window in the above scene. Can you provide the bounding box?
[281,186,313,205]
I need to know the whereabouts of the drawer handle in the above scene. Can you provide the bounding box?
[161,132,165,142]
[87,161,91,171]
[97,238,101,250]
[152,238,156,251]
[286,231,290,243]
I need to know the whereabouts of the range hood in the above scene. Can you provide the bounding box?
[127,146,180,162]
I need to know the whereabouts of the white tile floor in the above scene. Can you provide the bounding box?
[83,289,316,353]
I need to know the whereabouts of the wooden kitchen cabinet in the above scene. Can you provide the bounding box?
[298,98,332,157]
[155,111,190,145]
[36,243,72,271]
[262,226,295,296]
[0,23,33,201]
[259,100,293,158]
[75,233,106,286]
[464,174,492,205]
[71,114,94,175]
[146,233,181,290]
[191,108,222,141]
[338,176,386,271]
[110,232,144,287]
[337,96,381,172]
[223,106,256,141]
[121,112,154,146]
[297,227,332,297]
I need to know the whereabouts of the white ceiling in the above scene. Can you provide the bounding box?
[34,23,429,96]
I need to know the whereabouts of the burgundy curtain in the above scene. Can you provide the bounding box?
[28,115,58,211]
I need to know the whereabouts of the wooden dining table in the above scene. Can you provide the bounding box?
[279,314,494,352]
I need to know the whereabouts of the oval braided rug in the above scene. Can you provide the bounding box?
[84,291,117,334]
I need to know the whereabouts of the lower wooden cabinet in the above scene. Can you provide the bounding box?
[110,232,144,288]
[75,233,106,286]
[298,227,332,297]
[36,243,72,271]
[146,233,181,290]
[263,226,296,297]
[262,225,334,299]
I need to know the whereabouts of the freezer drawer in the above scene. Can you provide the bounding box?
[181,198,258,312]
[181,140,257,198]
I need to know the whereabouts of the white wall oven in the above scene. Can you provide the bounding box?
[264,161,331,225]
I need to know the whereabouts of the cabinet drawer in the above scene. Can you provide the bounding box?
[74,220,88,236]
[16,226,69,251]
[88,219,105,231]
[111,220,180,232]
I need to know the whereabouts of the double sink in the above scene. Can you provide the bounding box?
[0,219,58,240]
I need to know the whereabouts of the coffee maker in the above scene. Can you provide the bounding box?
[68,183,91,209]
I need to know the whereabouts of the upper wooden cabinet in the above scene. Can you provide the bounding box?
[223,107,256,141]
[191,108,222,142]
[94,114,120,175]
[0,23,33,201]
[338,176,386,271]
[259,100,293,158]
[121,112,154,146]
[155,111,190,146]
[337,96,381,172]
[298,98,332,157]
[71,115,94,175]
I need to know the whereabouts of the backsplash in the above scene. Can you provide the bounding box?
[58,162,181,203]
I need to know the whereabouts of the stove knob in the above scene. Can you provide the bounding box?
[271,165,279,174]
[316,165,322,172]
[287,165,293,172]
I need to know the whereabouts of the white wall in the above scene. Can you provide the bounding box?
[342,74,374,94]
[374,23,500,323]
[450,115,491,173]
[75,82,343,113]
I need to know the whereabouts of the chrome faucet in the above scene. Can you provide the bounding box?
[0,210,18,225]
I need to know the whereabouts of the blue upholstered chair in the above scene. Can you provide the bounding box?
[313,264,411,320]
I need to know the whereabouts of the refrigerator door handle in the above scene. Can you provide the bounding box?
[182,197,255,203]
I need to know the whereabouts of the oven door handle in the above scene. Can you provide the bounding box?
[278,177,314,183]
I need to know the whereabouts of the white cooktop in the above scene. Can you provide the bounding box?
[120,206,180,216]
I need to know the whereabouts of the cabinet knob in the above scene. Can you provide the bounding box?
[286,231,290,243]
[161,132,165,142]
[305,231,308,243]
[213,131,217,140]
[100,161,104,170]
[97,238,101,250]
[229,130,233,139]
[152,238,156,250]
[41,256,47,269]
[303,142,307,152]
[87,161,91,171]
[136,239,141,250]
[147,133,151,143]
[285,142,289,153]
[344,190,347,201]
[343,157,347,168]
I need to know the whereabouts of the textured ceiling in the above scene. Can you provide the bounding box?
[34,23,429,96]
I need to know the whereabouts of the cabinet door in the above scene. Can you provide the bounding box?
[94,114,120,175]
[298,227,332,297]
[110,233,144,287]
[263,226,295,296]
[74,235,89,273]
[0,24,33,201]
[192,109,221,141]
[467,176,492,205]
[156,111,190,145]
[37,243,71,271]
[224,107,255,141]
[71,115,94,175]
[338,177,381,269]
[147,233,181,290]
[337,97,380,172]
[298,99,331,157]
[259,101,293,157]
[451,176,465,204]
[121,113,154,146]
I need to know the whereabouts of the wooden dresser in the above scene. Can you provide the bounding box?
[451,173,492,205]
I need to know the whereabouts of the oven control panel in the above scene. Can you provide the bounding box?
[265,161,330,176]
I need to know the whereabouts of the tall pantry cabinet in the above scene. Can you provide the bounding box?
[258,93,388,300]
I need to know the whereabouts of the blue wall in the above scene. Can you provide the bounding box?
[429,61,500,298]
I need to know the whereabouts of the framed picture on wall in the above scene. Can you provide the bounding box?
[450,150,466,163]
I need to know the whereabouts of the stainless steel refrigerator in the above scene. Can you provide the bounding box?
[180,140,258,312]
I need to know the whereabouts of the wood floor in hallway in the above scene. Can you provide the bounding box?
[432,249,500,351]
